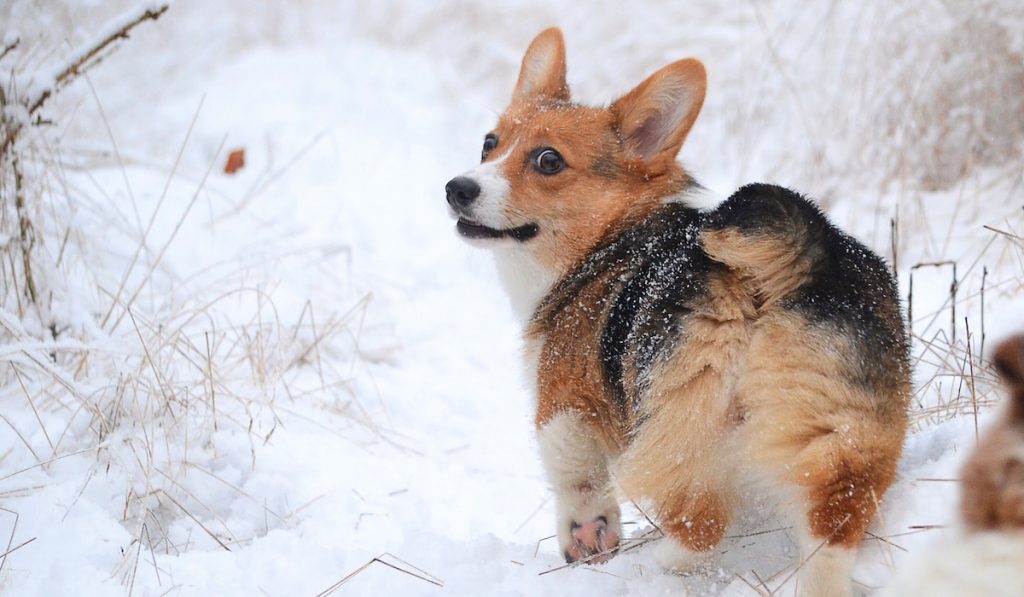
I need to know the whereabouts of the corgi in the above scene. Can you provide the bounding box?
[445,28,911,596]
[882,336,1024,597]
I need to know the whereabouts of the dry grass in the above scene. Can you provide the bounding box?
[0,5,384,590]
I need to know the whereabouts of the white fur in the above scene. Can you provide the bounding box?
[653,536,713,572]
[520,333,544,398]
[796,543,855,597]
[537,411,621,556]
[456,142,517,230]
[454,141,557,323]
[517,50,558,99]
[492,247,557,323]
[766,484,856,597]
[663,183,723,212]
[881,530,1024,597]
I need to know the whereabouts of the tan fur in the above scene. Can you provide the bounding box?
[532,267,626,449]
[614,272,753,553]
[611,280,906,555]
[739,312,907,544]
[703,228,817,310]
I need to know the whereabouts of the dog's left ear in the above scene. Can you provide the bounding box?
[612,59,706,171]
[512,28,569,103]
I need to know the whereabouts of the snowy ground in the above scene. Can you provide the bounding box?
[1,1,1023,595]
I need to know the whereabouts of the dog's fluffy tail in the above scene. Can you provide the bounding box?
[702,184,827,309]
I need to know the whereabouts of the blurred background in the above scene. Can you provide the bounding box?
[0,1,1022,595]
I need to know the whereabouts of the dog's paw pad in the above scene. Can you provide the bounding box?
[564,517,620,564]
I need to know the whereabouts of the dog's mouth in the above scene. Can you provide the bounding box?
[456,218,539,242]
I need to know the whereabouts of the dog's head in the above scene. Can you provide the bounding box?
[960,335,1024,530]
[445,28,707,274]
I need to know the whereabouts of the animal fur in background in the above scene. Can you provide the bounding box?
[883,336,1024,597]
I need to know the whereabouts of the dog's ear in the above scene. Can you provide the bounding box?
[994,335,1024,419]
[612,59,706,171]
[512,28,569,103]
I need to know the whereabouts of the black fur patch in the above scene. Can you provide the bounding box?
[711,184,910,394]
[591,152,619,178]
[534,183,907,427]
[536,203,711,413]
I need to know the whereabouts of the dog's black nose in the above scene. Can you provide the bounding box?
[446,176,480,209]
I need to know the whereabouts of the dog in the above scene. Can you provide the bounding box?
[883,336,1024,596]
[445,28,911,596]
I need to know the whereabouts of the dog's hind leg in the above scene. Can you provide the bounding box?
[742,313,907,597]
[783,434,900,597]
[537,410,622,563]
[651,484,732,572]
[616,306,749,573]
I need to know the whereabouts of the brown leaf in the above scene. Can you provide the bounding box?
[224,148,246,175]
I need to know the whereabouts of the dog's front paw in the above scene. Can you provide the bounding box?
[562,514,621,564]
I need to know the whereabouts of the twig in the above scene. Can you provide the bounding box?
[966,317,979,444]
[317,553,444,596]
[205,331,217,431]
[750,569,775,596]
[159,491,232,552]
[980,266,987,357]
[774,514,852,593]
[13,365,55,451]
[0,413,41,464]
[0,537,35,563]
[534,534,556,558]
[0,445,100,483]
[99,94,205,330]
[0,4,169,159]
[11,156,38,309]
[983,224,1024,242]
[33,6,167,118]
[0,507,18,575]
[908,260,958,344]
[890,216,899,281]
[537,533,660,576]
[865,531,907,553]
[106,134,227,333]
[0,37,19,63]
[513,496,549,535]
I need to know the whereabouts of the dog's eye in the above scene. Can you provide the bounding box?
[534,148,564,175]
[481,134,498,162]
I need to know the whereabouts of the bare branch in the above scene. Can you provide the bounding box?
[0,37,18,63]
[0,4,169,160]
[12,156,38,307]
[29,4,169,114]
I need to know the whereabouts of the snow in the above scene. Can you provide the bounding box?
[0,1,1022,596]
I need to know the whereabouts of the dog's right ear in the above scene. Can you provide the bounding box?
[512,28,569,104]
[612,58,706,173]
[994,335,1024,418]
